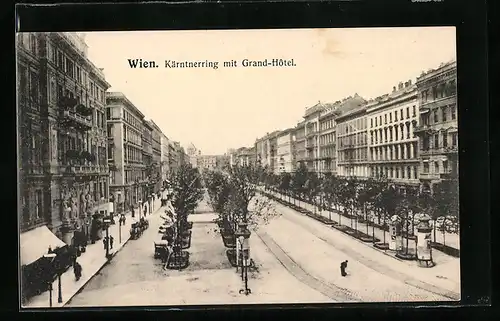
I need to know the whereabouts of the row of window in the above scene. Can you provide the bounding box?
[48,39,106,104]
[320,133,335,145]
[422,159,453,175]
[338,133,368,147]
[422,132,458,150]
[371,165,419,180]
[338,148,368,162]
[421,105,457,126]
[320,118,335,131]
[124,170,144,185]
[321,146,335,158]
[370,122,415,145]
[18,64,40,106]
[123,110,142,130]
[370,142,417,161]
[337,117,368,135]
[124,125,142,146]
[370,105,416,128]
[124,145,142,163]
[421,80,456,103]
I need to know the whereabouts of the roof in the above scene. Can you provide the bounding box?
[106,92,145,119]
[333,94,368,120]
[416,59,457,83]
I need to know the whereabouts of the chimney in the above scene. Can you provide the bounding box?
[393,86,396,92]
[408,79,412,86]
[398,82,403,90]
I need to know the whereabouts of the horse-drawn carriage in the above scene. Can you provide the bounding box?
[130,222,142,239]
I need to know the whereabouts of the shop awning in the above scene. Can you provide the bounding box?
[20,226,66,266]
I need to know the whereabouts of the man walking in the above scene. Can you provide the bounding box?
[103,236,108,250]
[340,260,348,277]
[109,236,114,250]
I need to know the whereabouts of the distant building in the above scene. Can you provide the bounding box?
[276,128,295,173]
[106,92,146,212]
[186,143,200,168]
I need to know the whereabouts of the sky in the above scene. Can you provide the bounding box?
[83,27,456,155]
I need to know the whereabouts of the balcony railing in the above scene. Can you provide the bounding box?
[418,172,441,180]
[62,110,92,130]
[414,124,431,133]
[64,165,101,175]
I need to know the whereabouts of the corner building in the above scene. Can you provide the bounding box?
[18,32,111,249]
[414,61,458,192]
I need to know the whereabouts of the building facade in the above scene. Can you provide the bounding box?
[415,61,458,191]
[141,120,153,201]
[148,120,163,193]
[318,103,340,174]
[160,134,170,182]
[18,32,111,249]
[197,155,219,171]
[366,80,420,185]
[336,106,369,177]
[293,121,306,170]
[106,92,146,214]
[276,129,295,173]
[303,103,322,172]
[186,143,200,168]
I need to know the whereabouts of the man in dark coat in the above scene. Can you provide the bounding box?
[340,260,348,277]
[109,236,114,250]
[73,261,82,281]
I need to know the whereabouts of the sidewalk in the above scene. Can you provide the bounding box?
[264,189,460,251]
[23,198,163,308]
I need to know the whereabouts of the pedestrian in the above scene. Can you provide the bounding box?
[73,261,82,281]
[143,203,148,217]
[340,260,348,277]
[102,236,107,250]
[109,236,114,249]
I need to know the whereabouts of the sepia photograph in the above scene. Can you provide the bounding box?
[17,27,460,308]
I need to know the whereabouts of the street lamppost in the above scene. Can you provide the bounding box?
[235,221,251,295]
[43,253,57,307]
[103,218,111,259]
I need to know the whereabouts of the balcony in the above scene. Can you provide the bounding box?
[75,103,93,117]
[418,172,441,181]
[61,110,92,131]
[420,146,458,156]
[64,165,102,175]
[413,124,432,134]
[305,130,318,138]
[442,145,458,154]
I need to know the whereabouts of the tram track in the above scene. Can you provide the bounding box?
[253,229,360,302]
[259,193,460,301]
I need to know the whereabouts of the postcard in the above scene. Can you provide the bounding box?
[17,27,460,308]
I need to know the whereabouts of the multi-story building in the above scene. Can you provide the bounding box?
[336,97,369,177]
[168,141,179,174]
[141,120,153,201]
[366,80,420,185]
[186,143,200,168]
[303,103,322,172]
[160,134,170,183]
[415,60,458,192]
[106,92,145,213]
[277,129,295,173]
[148,120,163,193]
[293,121,306,170]
[18,32,111,252]
[197,155,219,171]
[318,103,340,174]
[254,131,280,171]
